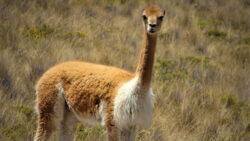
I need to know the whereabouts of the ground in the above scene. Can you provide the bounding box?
[0,0,249,141]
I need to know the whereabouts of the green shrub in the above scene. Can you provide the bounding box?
[76,125,105,141]
[230,45,250,65]
[0,122,26,141]
[76,125,88,140]
[246,123,250,132]
[221,94,246,121]
[13,105,34,118]
[243,37,250,44]
[172,70,186,79]
[75,31,88,37]
[205,29,227,38]
[159,30,170,39]
[23,24,55,39]
[155,56,204,81]
[0,24,4,32]
[197,19,224,28]
[197,20,209,28]
[180,56,202,65]
[222,94,236,107]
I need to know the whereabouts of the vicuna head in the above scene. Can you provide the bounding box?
[142,5,165,35]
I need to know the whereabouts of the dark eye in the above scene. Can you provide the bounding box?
[142,15,147,20]
[158,16,164,21]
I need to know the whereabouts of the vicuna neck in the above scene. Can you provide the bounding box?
[136,30,157,90]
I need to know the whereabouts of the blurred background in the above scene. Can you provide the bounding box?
[0,0,249,140]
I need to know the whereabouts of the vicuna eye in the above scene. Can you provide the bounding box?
[158,16,164,21]
[142,15,147,20]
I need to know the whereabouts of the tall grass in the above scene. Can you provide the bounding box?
[0,0,249,140]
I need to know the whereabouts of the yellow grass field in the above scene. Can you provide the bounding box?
[0,0,249,140]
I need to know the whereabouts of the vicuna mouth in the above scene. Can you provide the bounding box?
[149,29,156,33]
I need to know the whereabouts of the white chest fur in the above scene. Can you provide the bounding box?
[113,76,154,130]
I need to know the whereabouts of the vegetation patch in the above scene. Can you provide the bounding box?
[197,20,209,28]
[220,117,231,125]
[155,56,219,84]
[172,70,186,79]
[197,19,224,28]
[0,24,4,32]
[246,123,250,132]
[76,125,88,140]
[0,122,26,141]
[243,37,250,44]
[0,0,250,140]
[155,56,203,81]
[60,31,88,42]
[179,56,202,65]
[159,30,170,39]
[76,125,105,141]
[75,31,88,38]
[103,0,142,4]
[23,24,56,39]
[230,45,250,65]
[221,94,237,108]
[13,105,34,117]
[221,94,247,121]
[205,29,227,38]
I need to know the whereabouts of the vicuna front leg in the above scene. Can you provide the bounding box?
[120,126,136,141]
[107,125,119,141]
[106,126,136,141]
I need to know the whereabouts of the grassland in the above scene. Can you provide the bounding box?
[0,0,249,141]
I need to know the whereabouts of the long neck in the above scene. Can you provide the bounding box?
[136,30,157,89]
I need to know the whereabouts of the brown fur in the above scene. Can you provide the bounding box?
[136,30,157,89]
[35,61,134,140]
[144,5,163,17]
[34,5,164,141]
[136,5,165,90]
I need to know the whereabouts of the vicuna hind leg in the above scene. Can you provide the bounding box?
[34,95,59,141]
[35,83,65,141]
[34,100,61,141]
[58,107,78,141]
[34,116,55,141]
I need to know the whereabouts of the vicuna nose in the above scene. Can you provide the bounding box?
[149,24,157,27]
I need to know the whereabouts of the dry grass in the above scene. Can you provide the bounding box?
[0,0,249,141]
